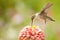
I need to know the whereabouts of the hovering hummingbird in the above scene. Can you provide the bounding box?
[31,2,55,26]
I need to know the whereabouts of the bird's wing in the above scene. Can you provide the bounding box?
[40,2,53,15]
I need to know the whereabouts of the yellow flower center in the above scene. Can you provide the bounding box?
[31,25,36,28]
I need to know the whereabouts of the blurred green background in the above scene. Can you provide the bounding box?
[0,0,60,40]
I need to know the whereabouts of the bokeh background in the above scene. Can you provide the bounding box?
[0,0,60,40]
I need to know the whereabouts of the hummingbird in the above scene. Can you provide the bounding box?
[31,2,55,26]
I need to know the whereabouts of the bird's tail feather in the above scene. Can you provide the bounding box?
[45,16,55,22]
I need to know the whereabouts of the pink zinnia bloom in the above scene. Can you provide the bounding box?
[18,26,45,40]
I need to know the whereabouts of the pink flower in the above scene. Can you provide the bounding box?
[18,26,45,40]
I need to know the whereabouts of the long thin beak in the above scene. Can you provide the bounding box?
[31,15,35,26]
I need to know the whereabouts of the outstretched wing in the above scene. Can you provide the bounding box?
[40,2,53,15]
